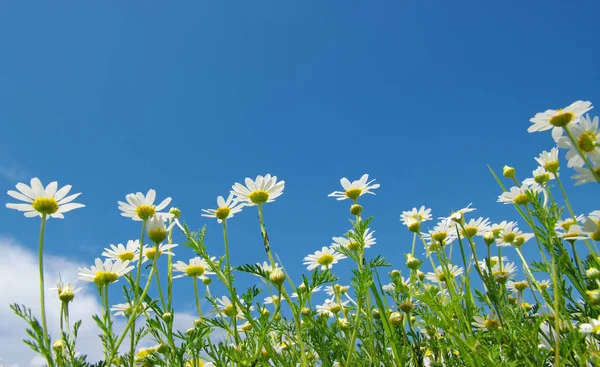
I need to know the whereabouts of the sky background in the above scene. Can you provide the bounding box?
[0,1,599,366]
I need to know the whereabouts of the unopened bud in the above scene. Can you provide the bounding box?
[483,231,495,246]
[399,300,414,314]
[157,343,169,354]
[301,307,311,316]
[417,270,425,281]
[202,277,212,285]
[390,269,401,281]
[270,268,285,286]
[53,340,65,353]
[194,319,203,328]
[350,204,363,216]
[587,268,600,280]
[405,255,421,270]
[503,165,515,179]
[169,207,181,219]
[372,309,380,319]
[389,311,403,326]
[587,289,600,306]
[162,312,172,323]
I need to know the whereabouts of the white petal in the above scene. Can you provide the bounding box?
[7,190,33,203]
[155,197,171,211]
[45,181,58,197]
[54,185,72,201]
[146,189,156,205]
[15,183,36,199]
[58,203,85,213]
[30,178,45,197]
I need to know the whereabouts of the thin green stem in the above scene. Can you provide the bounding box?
[38,214,54,367]
[193,277,203,319]
[222,220,240,344]
[564,125,600,184]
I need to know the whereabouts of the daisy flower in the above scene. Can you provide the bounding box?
[477,256,508,271]
[328,174,380,201]
[556,114,600,167]
[144,243,178,261]
[534,148,560,174]
[579,318,600,335]
[201,192,245,222]
[439,203,476,226]
[303,246,347,271]
[173,257,214,279]
[237,321,253,333]
[400,206,432,231]
[291,283,322,298]
[215,295,250,320]
[325,284,350,296]
[110,302,152,317]
[506,280,529,293]
[537,279,551,291]
[523,167,555,186]
[555,215,585,233]
[6,177,84,219]
[491,262,518,284]
[102,240,143,262]
[556,224,588,241]
[528,100,592,139]
[459,217,491,238]
[78,258,134,286]
[264,295,285,305]
[582,211,600,241]
[423,220,458,247]
[472,314,501,331]
[231,174,284,206]
[572,155,600,185]
[50,278,82,303]
[147,214,176,244]
[497,183,541,205]
[489,221,517,237]
[316,298,348,318]
[382,283,396,292]
[331,228,376,251]
[118,189,171,221]
[425,265,464,283]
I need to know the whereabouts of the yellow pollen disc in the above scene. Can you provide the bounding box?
[223,304,235,317]
[493,271,509,283]
[463,226,478,238]
[145,248,162,260]
[32,197,59,215]
[549,111,574,127]
[94,271,119,286]
[578,131,598,152]
[241,323,252,332]
[345,188,362,201]
[560,220,576,231]
[329,304,341,314]
[118,251,135,261]
[514,282,529,292]
[215,207,231,220]
[513,193,530,205]
[503,232,516,243]
[437,273,447,282]
[148,228,167,244]
[317,253,335,266]
[185,265,205,277]
[543,161,559,174]
[346,241,359,251]
[136,205,156,220]
[248,190,269,204]
[484,319,500,330]
[432,232,447,243]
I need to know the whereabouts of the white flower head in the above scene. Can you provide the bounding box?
[173,257,215,279]
[143,243,178,261]
[534,148,561,174]
[50,277,82,303]
[328,174,380,201]
[316,298,348,318]
[147,214,176,244]
[201,192,245,222]
[460,217,491,238]
[423,220,458,247]
[78,258,134,286]
[331,228,376,251]
[439,203,476,226]
[303,246,347,271]
[579,318,600,334]
[582,211,600,241]
[111,302,152,317]
[571,154,600,185]
[556,114,600,168]
[401,206,432,226]
[6,177,84,219]
[102,240,143,262]
[118,189,172,221]
[523,167,556,186]
[425,265,464,283]
[497,183,541,206]
[528,100,593,139]
[231,174,284,206]
[215,295,251,320]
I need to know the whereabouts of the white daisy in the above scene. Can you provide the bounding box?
[572,155,600,185]
[382,283,396,292]
[425,265,464,283]
[472,314,501,331]
[143,243,178,261]
[477,256,508,271]
[328,174,380,201]
[303,246,347,271]
[497,183,541,205]
[78,258,134,286]
[506,280,529,293]
[146,214,176,244]
[316,298,348,318]
[118,189,172,221]
[528,100,592,139]
[201,193,245,222]
[215,295,250,320]
[489,221,517,237]
[6,177,84,219]
[534,148,560,174]
[173,257,214,279]
[50,278,82,303]
[582,211,600,241]
[423,220,458,247]
[556,224,588,241]
[331,228,376,251]
[401,206,432,226]
[324,284,350,297]
[102,240,143,262]
[231,174,284,206]
[291,284,322,298]
[579,318,600,334]
[264,295,285,305]
[496,224,534,248]
[555,215,585,233]
[459,217,491,238]
[439,203,476,226]
[110,302,152,317]
[523,167,555,186]
[256,261,279,274]
[491,262,518,284]
[556,114,600,168]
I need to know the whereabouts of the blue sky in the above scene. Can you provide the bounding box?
[1,0,599,332]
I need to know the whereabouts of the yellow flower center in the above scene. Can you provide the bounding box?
[543,161,560,174]
[514,236,526,247]
[185,265,205,277]
[346,241,359,251]
[248,190,269,204]
[329,304,341,314]
[148,228,167,244]
[513,193,530,205]
[592,221,600,241]
[136,205,156,220]
[223,304,235,317]
[549,110,574,127]
[317,253,335,266]
[534,173,550,184]
[215,207,231,220]
[32,197,59,215]
[145,248,162,261]
[432,232,447,243]
[118,251,135,261]
[94,271,119,286]
[484,318,500,330]
[503,232,516,244]
[578,131,598,152]
[514,281,529,292]
[462,226,478,238]
[493,270,510,284]
[240,322,252,332]
[345,188,362,201]
[185,361,204,367]
[437,273,447,282]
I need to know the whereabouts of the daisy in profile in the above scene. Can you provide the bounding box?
[215,295,250,320]
[201,193,245,223]
[579,317,600,335]
[528,100,592,140]
[78,258,134,286]
[491,262,518,284]
[50,278,82,303]
[118,189,172,221]
[555,215,585,233]
[423,220,458,247]
[303,247,347,271]
[459,217,491,238]
[400,206,433,231]
[173,257,214,279]
[439,203,476,226]
[572,155,600,185]
[147,214,176,244]
[506,280,529,294]
[264,295,285,306]
[556,224,588,241]
[102,240,143,262]
[6,177,84,218]
[143,243,178,261]
[497,183,541,205]
[291,283,322,298]
[316,298,348,318]
[534,148,561,174]
[582,211,600,241]
[328,174,380,201]
[331,228,376,251]
[556,114,600,167]
[110,302,152,317]
[324,284,350,297]
[231,174,284,206]
[472,314,501,331]
[425,265,464,283]
[523,167,555,186]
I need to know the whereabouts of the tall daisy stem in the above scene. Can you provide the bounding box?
[193,277,203,319]
[222,220,240,343]
[257,204,276,266]
[38,214,54,366]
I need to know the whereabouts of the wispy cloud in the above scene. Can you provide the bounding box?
[0,164,28,183]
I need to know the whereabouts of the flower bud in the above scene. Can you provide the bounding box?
[301,307,311,316]
[587,289,600,306]
[389,311,403,326]
[390,269,401,281]
[483,231,495,246]
[202,276,212,285]
[338,318,349,330]
[417,270,425,281]
[59,289,75,303]
[399,300,414,314]
[169,207,181,219]
[503,165,515,179]
[270,268,285,286]
[157,343,169,354]
[587,268,600,280]
[350,204,363,216]
[274,313,281,321]
[372,309,380,319]
[194,319,203,328]
[405,255,421,270]
[162,312,172,323]
[53,340,65,353]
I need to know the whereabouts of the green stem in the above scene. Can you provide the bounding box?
[38,214,54,366]
[193,277,203,319]
[257,204,276,266]
[555,174,576,220]
[152,245,167,311]
[222,220,240,344]
[130,221,146,367]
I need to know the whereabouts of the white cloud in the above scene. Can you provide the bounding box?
[0,237,202,367]
[0,164,27,183]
